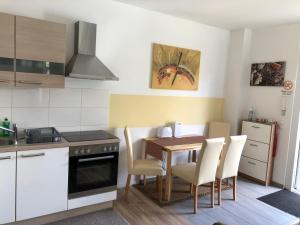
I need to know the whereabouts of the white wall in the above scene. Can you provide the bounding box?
[225,24,300,186]
[0,0,230,187]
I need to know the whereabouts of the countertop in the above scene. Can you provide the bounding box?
[0,136,120,153]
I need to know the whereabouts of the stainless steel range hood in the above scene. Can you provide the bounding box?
[66,21,119,81]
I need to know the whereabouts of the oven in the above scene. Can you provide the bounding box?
[68,143,119,199]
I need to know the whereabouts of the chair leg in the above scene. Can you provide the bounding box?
[193,185,198,214]
[233,176,237,201]
[158,176,163,203]
[190,184,193,194]
[156,175,159,191]
[217,179,222,205]
[125,174,131,199]
[144,175,147,186]
[211,181,214,208]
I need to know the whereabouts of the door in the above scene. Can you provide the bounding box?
[0,152,16,224]
[69,152,118,198]
[16,148,68,221]
[0,13,15,86]
[15,16,66,88]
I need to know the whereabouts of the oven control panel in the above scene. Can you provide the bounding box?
[69,143,119,157]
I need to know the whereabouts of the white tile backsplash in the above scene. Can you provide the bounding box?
[49,108,81,127]
[0,108,12,122]
[0,87,109,130]
[81,108,108,126]
[12,88,49,107]
[49,88,82,107]
[0,89,12,107]
[12,108,49,128]
[81,89,109,108]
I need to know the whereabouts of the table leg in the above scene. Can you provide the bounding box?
[165,151,172,201]
[192,150,197,162]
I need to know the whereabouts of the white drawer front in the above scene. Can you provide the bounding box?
[242,121,271,143]
[243,140,269,163]
[239,156,267,181]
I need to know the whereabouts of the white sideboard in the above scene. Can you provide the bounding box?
[239,121,276,185]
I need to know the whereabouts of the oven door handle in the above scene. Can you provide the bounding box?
[78,155,115,163]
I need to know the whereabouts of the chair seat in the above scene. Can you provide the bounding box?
[172,162,196,184]
[130,159,163,176]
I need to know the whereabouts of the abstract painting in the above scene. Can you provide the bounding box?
[250,61,286,86]
[151,43,201,90]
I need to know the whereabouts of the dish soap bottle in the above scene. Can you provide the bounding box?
[2,118,10,137]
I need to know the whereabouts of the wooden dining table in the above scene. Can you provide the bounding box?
[143,135,206,201]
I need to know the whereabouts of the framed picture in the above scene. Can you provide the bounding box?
[151,43,201,90]
[250,61,286,86]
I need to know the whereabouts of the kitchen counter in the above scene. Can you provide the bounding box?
[0,136,120,153]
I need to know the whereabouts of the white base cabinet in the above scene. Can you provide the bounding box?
[16,147,69,221]
[0,152,16,224]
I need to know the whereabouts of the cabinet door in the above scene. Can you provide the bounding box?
[16,148,68,221]
[0,152,16,225]
[0,13,15,86]
[16,16,66,63]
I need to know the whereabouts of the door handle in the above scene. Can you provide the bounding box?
[0,79,10,83]
[248,161,256,166]
[20,153,45,158]
[78,155,114,163]
[18,80,42,85]
[0,156,11,160]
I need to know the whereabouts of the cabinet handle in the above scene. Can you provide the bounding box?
[248,161,256,166]
[20,153,45,158]
[251,125,260,129]
[0,156,11,160]
[18,80,42,85]
[0,79,10,83]
[249,143,258,147]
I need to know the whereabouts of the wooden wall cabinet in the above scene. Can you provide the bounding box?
[0,13,15,86]
[0,12,66,88]
[239,121,275,185]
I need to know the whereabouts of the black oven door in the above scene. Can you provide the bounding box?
[69,152,118,199]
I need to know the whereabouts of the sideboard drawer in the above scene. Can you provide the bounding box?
[243,140,269,163]
[239,156,267,181]
[242,121,271,143]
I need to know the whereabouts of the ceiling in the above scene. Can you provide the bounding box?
[115,0,300,30]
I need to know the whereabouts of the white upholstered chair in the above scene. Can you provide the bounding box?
[216,135,247,205]
[124,126,164,202]
[172,138,225,213]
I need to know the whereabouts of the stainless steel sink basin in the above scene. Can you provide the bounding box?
[0,138,14,146]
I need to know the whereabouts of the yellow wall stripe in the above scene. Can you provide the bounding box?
[109,94,224,128]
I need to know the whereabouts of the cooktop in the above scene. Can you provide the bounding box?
[61,130,118,142]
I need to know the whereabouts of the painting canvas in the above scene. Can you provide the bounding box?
[250,61,286,86]
[151,43,201,90]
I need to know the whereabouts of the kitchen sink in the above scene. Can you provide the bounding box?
[0,138,14,146]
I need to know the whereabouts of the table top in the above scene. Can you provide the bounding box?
[144,135,205,152]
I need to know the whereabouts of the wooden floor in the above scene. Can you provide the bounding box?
[114,177,299,225]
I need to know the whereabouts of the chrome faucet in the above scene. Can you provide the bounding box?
[0,123,18,145]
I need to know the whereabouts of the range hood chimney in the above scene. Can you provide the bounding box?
[66,21,119,81]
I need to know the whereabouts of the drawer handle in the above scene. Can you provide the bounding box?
[18,80,42,85]
[249,143,258,147]
[248,161,256,166]
[20,153,45,158]
[0,79,10,83]
[251,125,260,129]
[0,156,11,160]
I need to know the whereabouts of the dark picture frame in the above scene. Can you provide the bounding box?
[250,61,286,86]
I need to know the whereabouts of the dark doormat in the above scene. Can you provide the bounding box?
[134,177,232,206]
[258,190,300,217]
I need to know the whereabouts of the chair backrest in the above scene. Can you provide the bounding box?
[124,126,134,171]
[216,135,247,179]
[208,121,230,148]
[194,137,225,185]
